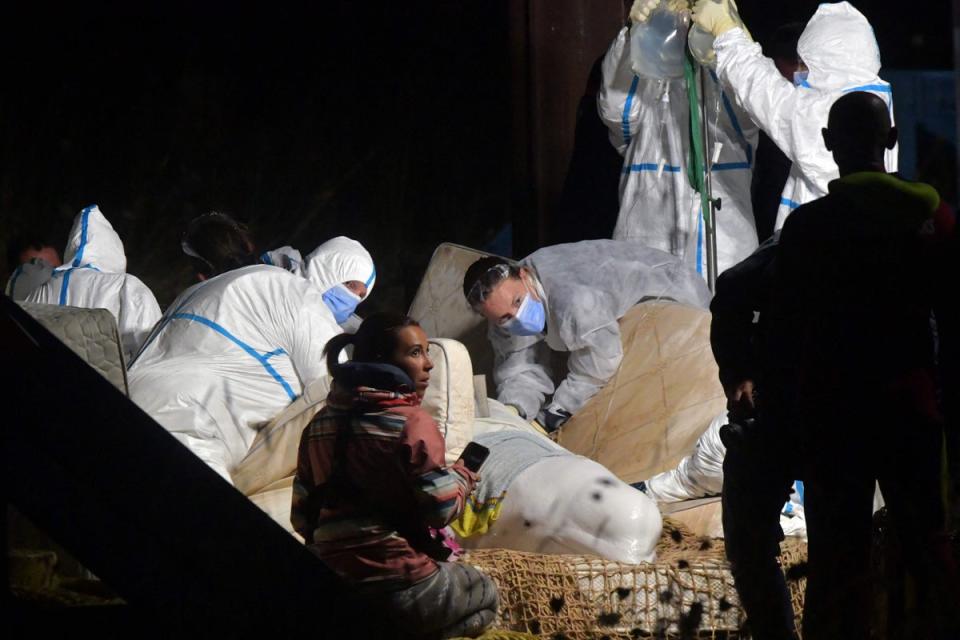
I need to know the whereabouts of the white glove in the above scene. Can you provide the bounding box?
[691,0,748,38]
[630,0,690,24]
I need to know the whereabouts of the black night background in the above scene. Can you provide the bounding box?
[1,0,953,310]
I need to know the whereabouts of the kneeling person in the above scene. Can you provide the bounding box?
[463,240,711,431]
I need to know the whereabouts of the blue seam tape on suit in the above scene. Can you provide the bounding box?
[624,163,683,173]
[72,205,95,267]
[622,75,640,146]
[58,270,73,305]
[844,83,891,93]
[59,204,96,304]
[54,264,101,306]
[129,283,213,365]
[171,313,296,401]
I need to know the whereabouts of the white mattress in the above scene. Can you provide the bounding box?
[19,302,128,394]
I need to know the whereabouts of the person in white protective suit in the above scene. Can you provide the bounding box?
[128,230,375,485]
[693,0,897,229]
[181,213,376,320]
[259,245,304,276]
[5,205,162,361]
[463,240,711,431]
[636,409,808,533]
[641,411,727,503]
[260,242,374,332]
[598,0,760,276]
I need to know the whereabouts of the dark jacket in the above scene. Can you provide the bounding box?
[765,172,955,407]
[710,232,779,393]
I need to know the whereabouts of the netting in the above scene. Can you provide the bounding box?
[780,536,808,631]
[463,519,808,639]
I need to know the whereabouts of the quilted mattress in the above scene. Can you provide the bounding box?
[557,301,726,483]
[407,243,501,383]
[18,302,128,394]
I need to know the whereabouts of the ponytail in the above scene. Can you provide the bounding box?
[324,312,420,374]
[323,333,356,373]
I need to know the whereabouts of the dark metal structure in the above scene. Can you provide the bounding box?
[2,296,382,637]
[955,0,960,201]
[509,0,625,255]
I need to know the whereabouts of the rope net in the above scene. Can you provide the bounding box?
[464,518,808,639]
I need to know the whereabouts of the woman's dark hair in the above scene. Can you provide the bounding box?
[462,256,521,308]
[182,212,257,278]
[323,312,421,373]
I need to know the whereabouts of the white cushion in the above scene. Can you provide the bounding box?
[246,476,303,541]
[20,302,128,394]
[232,375,330,496]
[407,243,500,382]
[421,338,476,465]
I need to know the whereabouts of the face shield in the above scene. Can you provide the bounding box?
[466,263,515,309]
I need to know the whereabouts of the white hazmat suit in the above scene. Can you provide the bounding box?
[713,2,897,228]
[259,245,304,275]
[302,236,377,297]
[598,24,759,275]
[260,239,375,332]
[5,205,162,361]
[644,411,727,503]
[128,236,374,484]
[490,240,712,421]
[642,411,809,539]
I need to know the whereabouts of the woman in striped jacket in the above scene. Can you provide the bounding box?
[292,312,497,639]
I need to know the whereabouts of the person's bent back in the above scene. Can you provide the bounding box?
[7,204,161,361]
[128,221,377,485]
[128,262,338,482]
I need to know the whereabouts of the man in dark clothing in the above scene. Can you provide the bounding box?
[766,91,958,640]
[711,233,799,640]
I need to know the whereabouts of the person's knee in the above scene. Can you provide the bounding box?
[481,574,499,611]
[453,563,499,612]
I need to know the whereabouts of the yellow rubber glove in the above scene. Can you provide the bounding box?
[691,0,747,38]
[630,0,690,24]
[529,419,550,437]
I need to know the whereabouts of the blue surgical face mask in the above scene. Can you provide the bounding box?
[323,284,362,324]
[793,70,809,87]
[503,293,546,336]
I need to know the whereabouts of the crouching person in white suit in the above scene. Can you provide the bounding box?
[129,212,375,486]
[6,204,162,361]
[463,240,711,432]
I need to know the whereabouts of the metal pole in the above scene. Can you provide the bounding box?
[699,68,719,292]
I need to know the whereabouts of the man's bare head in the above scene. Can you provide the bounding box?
[822,91,897,175]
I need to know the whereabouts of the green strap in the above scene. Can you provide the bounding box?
[684,53,711,230]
